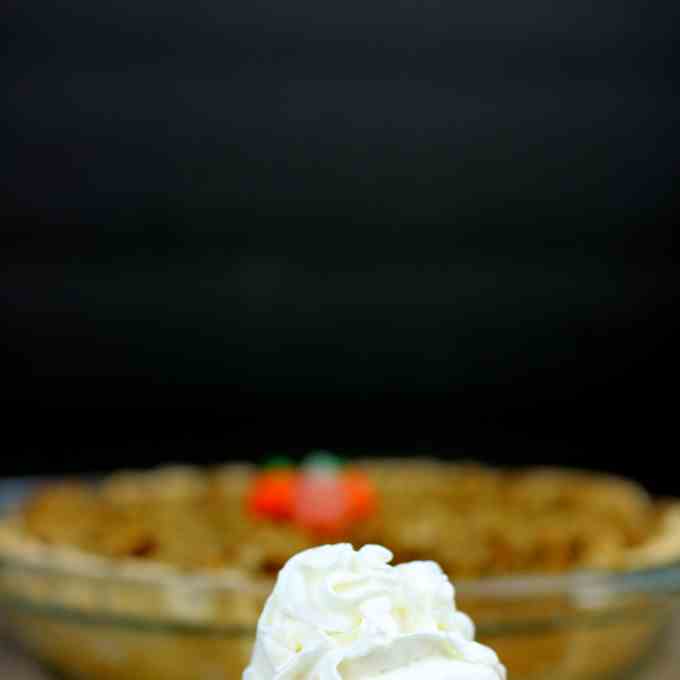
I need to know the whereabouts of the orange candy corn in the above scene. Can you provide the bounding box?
[247,458,378,533]
[343,468,378,521]
[247,469,297,520]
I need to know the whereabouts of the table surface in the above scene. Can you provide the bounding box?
[2,621,680,679]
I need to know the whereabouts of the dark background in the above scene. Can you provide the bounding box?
[1,1,677,492]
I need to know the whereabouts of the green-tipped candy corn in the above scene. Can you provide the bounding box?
[263,455,294,470]
[302,451,344,472]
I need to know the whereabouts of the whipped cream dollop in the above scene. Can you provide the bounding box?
[243,544,505,680]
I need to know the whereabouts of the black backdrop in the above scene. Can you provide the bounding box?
[2,1,677,492]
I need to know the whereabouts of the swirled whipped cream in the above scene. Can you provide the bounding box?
[243,544,505,680]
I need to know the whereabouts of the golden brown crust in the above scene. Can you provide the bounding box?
[2,462,678,585]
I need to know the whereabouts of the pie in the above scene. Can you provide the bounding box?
[1,460,679,680]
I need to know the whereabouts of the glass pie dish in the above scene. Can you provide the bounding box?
[1,473,680,680]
